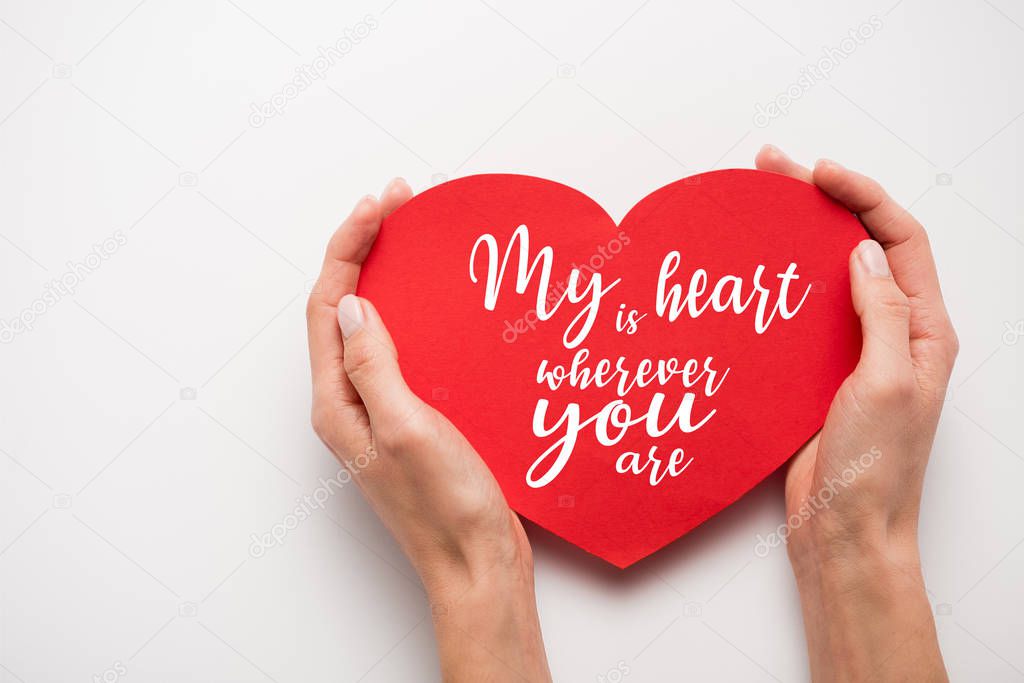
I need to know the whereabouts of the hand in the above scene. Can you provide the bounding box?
[756,146,956,681]
[306,179,550,682]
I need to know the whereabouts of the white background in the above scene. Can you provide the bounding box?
[1,0,1022,681]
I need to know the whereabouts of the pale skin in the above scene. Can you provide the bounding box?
[306,145,956,681]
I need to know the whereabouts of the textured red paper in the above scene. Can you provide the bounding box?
[358,170,865,568]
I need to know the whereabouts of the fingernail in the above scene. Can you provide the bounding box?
[383,177,406,196]
[815,158,843,172]
[353,194,374,212]
[764,144,789,159]
[857,240,890,277]
[338,294,364,338]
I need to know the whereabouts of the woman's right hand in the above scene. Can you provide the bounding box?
[756,145,956,681]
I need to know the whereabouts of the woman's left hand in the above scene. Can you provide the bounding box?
[306,178,551,682]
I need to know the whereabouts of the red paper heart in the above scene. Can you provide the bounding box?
[359,170,864,568]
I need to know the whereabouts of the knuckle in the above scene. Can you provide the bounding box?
[852,370,916,408]
[305,290,325,320]
[917,226,933,249]
[866,177,888,202]
[943,322,960,361]
[380,415,433,452]
[343,342,381,380]
[310,403,333,442]
[921,315,959,371]
[874,292,911,322]
[892,372,918,402]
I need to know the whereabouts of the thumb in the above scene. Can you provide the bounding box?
[338,294,421,428]
[848,239,913,392]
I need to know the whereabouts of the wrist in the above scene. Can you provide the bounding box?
[424,542,550,682]
[786,508,921,585]
[413,515,551,682]
[422,540,536,616]
[415,508,535,601]
[789,523,945,682]
[791,534,925,609]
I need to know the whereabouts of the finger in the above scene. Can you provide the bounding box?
[754,144,814,183]
[307,194,382,411]
[848,240,914,392]
[338,294,422,429]
[381,176,413,218]
[307,177,412,398]
[813,159,924,249]
[812,160,956,365]
[313,178,410,312]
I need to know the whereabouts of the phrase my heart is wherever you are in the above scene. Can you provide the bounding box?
[469,225,812,489]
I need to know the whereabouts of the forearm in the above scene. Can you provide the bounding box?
[426,560,551,683]
[789,536,946,682]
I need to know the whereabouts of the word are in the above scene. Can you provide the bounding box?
[617,445,694,486]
